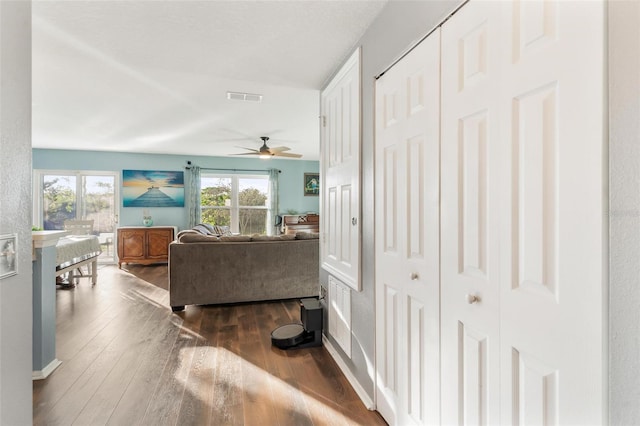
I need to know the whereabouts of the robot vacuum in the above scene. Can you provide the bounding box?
[271,298,323,349]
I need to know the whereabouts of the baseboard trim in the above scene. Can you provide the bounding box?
[32,358,62,380]
[323,335,375,410]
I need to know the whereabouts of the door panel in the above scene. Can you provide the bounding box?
[459,111,488,278]
[441,2,501,425]
[511,349,559,425]
[321,49,361,290]
[375,29,440,426]
[383,284,399,396]
[442,0,605,424]
[460,322,488,426]
[498,1,606,423]
[120,230,145,259]
[147,229,172,259]
[511,83,558,299]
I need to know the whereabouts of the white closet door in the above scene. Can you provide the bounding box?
[442,0,606,424]
[498,1,606,424]
[375,30,440,426]
[321,48,361,291]
[441,2,502,424]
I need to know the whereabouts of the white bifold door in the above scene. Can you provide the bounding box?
[375,0,607,424]
[375,30,441,426]
[441,1,606,424]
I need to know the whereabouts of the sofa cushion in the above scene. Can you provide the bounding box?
[178,231,221,243]
[219,235,252,242]
[177,229,198,240]
[251,234,296,241]
[295,231,320,240]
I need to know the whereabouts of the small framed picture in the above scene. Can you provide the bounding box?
[0,234,17,279]
[304,173,320,196]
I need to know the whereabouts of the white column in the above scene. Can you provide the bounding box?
[32,231,68,380]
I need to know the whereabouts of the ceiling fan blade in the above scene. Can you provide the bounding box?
[269,146,291,153]
[273,152,303,158]
[236,146,260,153]
[232,152,261,156]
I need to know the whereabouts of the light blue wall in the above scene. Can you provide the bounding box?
[32,149,319,231]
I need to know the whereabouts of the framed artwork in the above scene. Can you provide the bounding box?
[0,234,17,279]
[304,173,320,196]
[123,170,185,207]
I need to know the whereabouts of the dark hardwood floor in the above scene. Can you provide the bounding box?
[33,265,386,426]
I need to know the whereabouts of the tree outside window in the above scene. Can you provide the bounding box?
[201,177,232,227]
[42,174,115,233]
[200,175,269,234]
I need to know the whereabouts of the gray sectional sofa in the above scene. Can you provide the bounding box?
[168,227,319,311]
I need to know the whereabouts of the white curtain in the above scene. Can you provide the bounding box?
[267,168,279,235]
[187,165,201,228]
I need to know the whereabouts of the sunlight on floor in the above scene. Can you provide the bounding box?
[177,345,369,425]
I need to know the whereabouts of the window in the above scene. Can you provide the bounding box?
[33,170,119,263]
[200,174,270,235]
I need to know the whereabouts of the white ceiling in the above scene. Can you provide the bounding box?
[32,0,388,161]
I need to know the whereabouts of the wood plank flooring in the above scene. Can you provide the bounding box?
[33,265,386,426]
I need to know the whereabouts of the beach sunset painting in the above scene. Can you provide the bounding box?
[122,170,184,207]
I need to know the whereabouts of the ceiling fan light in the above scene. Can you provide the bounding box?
[259,154,271,159]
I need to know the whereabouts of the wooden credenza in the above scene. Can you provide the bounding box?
[282,214,319,235]
[117,226,175,267]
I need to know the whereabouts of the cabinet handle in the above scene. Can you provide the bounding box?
[410,273,419,281]
[466,294,479,304]
[351,217,357,226]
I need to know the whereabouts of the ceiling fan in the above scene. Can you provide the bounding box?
[233,136,302,159]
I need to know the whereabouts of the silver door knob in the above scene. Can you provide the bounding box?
[410,273,419,281]
[466,294,479,304]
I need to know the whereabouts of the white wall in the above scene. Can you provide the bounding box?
[0,1,33,424]
[609,2,640,424]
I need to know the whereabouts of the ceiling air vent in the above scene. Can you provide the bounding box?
[227,91,263,102]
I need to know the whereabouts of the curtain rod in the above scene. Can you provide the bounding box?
[185,162,281,173]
